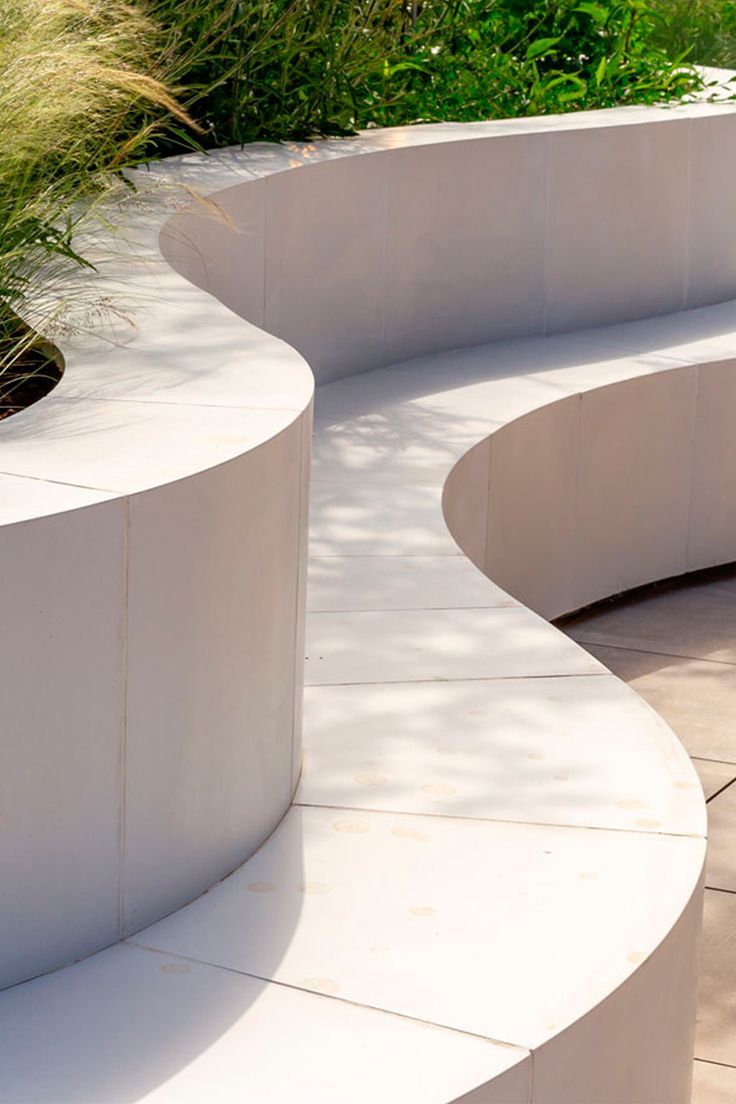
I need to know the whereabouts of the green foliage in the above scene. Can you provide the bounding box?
[389,0,701,124]
[150,0,420,145]
[649,0,736,68]
[0,0,710,413]
[0,0,192,395]
[150,0,703,147]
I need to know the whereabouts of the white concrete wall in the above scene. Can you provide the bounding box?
[0,192,313,988]
[6,97,736,1004]
[463,359,736,621]
[0,419,310,988]
[161,103,736,385]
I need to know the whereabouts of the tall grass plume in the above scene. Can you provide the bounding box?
[0,0,194,412]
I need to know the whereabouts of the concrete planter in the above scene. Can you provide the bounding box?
[3,96,736,1101]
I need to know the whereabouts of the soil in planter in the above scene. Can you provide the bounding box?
[0,324,63,421]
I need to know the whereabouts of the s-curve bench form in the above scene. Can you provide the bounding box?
[3,101,736,1101]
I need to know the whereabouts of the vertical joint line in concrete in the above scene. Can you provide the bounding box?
[683,362,701,573]
[118,494,131,938]
[290,408,311,797]
[541,133,553,337]
[483,434,494,583]
[683,116,695,312]
[378,151,390,360]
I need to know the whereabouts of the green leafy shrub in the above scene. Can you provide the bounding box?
[150,0,702,146]
[394,1,701,122]
[650,0,736,68]
[0,0,709,416]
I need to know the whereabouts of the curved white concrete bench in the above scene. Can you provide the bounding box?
[3,100,736,1101]
[0,194,314,989]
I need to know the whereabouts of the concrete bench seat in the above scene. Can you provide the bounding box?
[2,317,727,1103]
[4,102,736,1101]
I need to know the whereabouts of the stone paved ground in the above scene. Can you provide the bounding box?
[563,568,736,1104]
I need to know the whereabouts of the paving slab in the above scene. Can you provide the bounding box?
[307,555,516,612]
[304,607,604,686]
[309,482,458,556]
[696,890,736,1067]
[310,412,480,486]
[568,298,736,363]
[573,643,736,764]
[565,573,736,1089]
[132,805,704,1052]
[299,676,705,836]
[566,584,736,664]
[693,1059,736,1104]
[705,784,736,892]
[0,943,530,1104]
[0,398,297,496]
[692,759,736,802]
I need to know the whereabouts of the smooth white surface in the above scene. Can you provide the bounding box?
[0,472,114,525]
[573,369,696,608]
[8,99,736,1100]
[304,607,603,685]
[264,155,390,379]
[123,422,304,933]
[133,806,704,1051]
[307,555,516,611]
[0,398,299,495]
[531,876,703,1104]
[160,104,736,385]
[689,360,736,568]
[0,157,314,988]
[0,944,530,1104]
[382,134,548,360]
[308,481,457,555]
[484,396,580,616]
[0,499,126,985]
[688,113,736,307]
[299,675,704,834]
[545,119,690,332]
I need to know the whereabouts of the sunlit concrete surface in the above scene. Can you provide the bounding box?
[9,97,736,1098]
[0,201,314,989]
[0,321,719,1104]
[564,570,736,1104]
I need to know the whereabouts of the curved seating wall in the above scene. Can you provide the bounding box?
[1,98,734,1101]
[449,361,736,622]
[0,321,716,1103]
[160,102,736,386]
[0,198,313,990]
[160,102,736,623]
[297,337,716,1104]
[151,107,736,1103]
